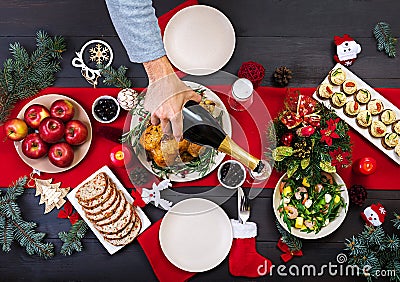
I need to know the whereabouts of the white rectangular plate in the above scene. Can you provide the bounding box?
[67,165,151,255]
[313,63,400,165]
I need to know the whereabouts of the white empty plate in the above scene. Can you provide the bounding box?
[159,198,233,272]
[163,5,236,76]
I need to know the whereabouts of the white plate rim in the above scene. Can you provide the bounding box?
[131,80,232,182]
[163,5,236,76]
[159,198,233,272]
[67,165,151,255]
[273,172,349,239]
[14,94,92,173]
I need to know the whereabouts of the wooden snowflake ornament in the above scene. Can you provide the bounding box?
[34,178,70,214]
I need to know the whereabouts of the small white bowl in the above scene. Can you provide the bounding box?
[92,95,120,123]
[217,160,246,189]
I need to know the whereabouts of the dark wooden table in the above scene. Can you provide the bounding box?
[0,1,399,281]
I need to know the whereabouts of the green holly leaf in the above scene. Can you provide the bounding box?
[273,146,294,161]
[287,162,299,178]
[301,158,310,169]
[320,161,336,173]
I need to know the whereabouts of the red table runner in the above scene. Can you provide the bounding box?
[0,86,399,190]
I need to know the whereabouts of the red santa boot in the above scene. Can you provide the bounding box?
[229,220,272,277]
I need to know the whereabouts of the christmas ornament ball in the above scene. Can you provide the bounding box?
[281,132,294,146]
[117,88,139,111]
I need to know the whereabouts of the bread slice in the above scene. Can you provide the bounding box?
[85,190,120,222]
[85,184,118,216]
[103,209,139,240]
[95,192,127,226]
[105,213,142,246]
[76,172,108,203]
[95,202,133,235]
[79,181,114,209]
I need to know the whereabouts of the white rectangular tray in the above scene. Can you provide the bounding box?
[67,165,151,255]
[313,63,400,165]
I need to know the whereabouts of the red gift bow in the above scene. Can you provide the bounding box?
[277,238,303,262]
[131,188,146,208]
[58,201,80,225]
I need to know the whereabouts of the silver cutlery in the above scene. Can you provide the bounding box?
[238,187,250,224]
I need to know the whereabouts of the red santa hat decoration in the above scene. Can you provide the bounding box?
[333,34,362,66]
[361,203,387,227]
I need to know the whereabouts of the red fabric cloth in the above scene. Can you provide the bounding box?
[229,237,272,277]
[137,219,195,282]
[1,87,399,190]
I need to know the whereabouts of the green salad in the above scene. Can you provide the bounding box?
[278,172,346,234]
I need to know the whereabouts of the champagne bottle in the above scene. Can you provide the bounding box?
[182,101,264,173]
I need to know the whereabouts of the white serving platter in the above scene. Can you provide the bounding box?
[313,63,400,165]
[67,165,151,255]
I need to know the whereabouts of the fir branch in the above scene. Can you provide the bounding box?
[98,64,132,88]
[0,177,54,259]
[393,213,400,230]
[58,219,89,256]
[275,220,302,252]
[373,22,397,58]
[0,31,66,124]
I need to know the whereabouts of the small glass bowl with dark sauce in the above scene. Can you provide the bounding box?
[218,160,246,189]
[92,95,120,123]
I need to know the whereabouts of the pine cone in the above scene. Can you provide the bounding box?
[117,88,139,111]
[129,167,148,186]
[273,66,293,87]
[349,185,368,206]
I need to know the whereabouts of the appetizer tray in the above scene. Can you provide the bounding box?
[67,166,151,255]
[313,63,400,165]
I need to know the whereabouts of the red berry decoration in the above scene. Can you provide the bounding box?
[349,185,368,207]
[238,61,265,88]
[281,132,294,146]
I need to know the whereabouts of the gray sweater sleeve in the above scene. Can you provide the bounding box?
[105,0,166,63]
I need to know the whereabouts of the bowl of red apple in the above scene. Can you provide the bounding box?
[4,94,92,173]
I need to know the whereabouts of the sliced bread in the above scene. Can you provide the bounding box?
[95,202,133,235]
[76,172,108,203]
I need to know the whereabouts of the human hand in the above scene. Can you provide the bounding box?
[143,56,201,140]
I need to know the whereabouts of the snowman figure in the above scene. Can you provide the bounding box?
[361,203,386,227]
[333,34,362,66]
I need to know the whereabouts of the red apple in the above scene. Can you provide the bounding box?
[21,133,48,159]
[39,117,65,143]
[24,104,50,129]
[110,145,132,167]
[48,142,74,168]
[3,118,28,141]
[50,99,75,122]
[64,120,88,145]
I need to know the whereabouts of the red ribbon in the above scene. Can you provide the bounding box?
[58,201,80,225]
[277,238,303,262]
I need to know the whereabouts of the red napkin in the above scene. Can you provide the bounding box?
[158,0,198,37]
[137,219,196,282]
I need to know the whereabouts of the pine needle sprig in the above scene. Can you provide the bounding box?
[0,31,66,124]
[58,219,89,256]
[98,64,132,89]
[0,177,54,259]
[373,22,397,58]
[276,220,302,252]
[393,213,400,230]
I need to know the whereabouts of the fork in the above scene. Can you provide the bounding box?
[238,187,251,224]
